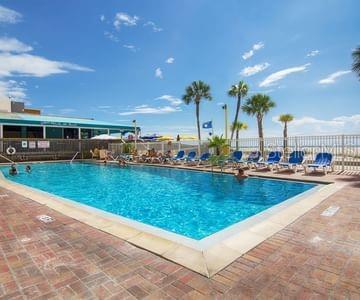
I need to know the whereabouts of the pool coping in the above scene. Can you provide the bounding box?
[0,163,345,278]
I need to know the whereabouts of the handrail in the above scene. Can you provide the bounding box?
[0,153,15,164]
[70,151,79,163]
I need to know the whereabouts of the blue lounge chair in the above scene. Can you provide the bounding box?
[171,150,185,164]
[256,151,282,170]
[305,152,333,175]
[241,151,261,169]
[185,151,197,164]
[197,152,211,165]
[226,151,243,167]
[277,151,305,172]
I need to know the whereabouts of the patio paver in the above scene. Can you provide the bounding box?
[0,176,359,299]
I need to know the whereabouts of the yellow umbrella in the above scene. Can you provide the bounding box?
[157,136,173,141]
[179,135,197,140]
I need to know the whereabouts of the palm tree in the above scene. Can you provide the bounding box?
[208,135,227,155]
[182,81,212,153]
[242,94,276,155]
[278,114,294,158]
[230,121,248,150]
[228,81,249,140]
[352,46,360,80]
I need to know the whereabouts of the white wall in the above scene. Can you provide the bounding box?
[0,98,11,112]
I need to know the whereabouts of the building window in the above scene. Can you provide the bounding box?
[63,128,79,139]
[46,127,63,139]
[80,128,108,139]
[3,125,43,138]
[27,127,43,138]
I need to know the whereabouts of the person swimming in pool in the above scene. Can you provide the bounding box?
[235,168,248,180]
[25,165,32,173]
[9,163,18,176]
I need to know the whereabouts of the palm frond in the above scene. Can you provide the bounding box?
[278,114,294,123]
[352,46,360,79]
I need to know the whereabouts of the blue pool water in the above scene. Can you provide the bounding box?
[2,163,316,240]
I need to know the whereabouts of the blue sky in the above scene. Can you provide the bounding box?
[0,0,359,137]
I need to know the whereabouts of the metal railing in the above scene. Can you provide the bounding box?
[0,138,119,162]
[0,135,359,171]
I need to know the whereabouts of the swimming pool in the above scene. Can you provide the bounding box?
[2,163,316,240]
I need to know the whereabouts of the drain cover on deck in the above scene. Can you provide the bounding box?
[36,215,55,223]
[321,206,340,217]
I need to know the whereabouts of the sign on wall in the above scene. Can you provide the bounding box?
[37,141,50,149]
[29,141,36,149]
[21,141,28,148]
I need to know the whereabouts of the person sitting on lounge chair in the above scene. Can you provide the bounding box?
[90,148,100,159]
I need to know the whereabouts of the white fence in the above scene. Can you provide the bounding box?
[109,134,360,172]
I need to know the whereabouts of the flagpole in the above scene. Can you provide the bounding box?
[222,104,228,140]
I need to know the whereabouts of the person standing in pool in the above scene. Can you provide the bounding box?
[25,165,32,173]
[9,163,18,176]
[235,168,248,180]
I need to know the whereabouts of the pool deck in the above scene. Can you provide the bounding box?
[0,164,359,298]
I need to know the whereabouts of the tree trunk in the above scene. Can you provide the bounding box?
[196,102,201,154]
[257,115,264,156]
[283,122,288,160]
[235,129,239,150]
[230,94,241,140]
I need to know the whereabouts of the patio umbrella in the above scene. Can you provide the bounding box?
[157,136,173,141]
[179,135,197,140]
[91,134,121,140]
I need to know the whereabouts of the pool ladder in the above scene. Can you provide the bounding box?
[70,152,79,163]
[0,153,15,164]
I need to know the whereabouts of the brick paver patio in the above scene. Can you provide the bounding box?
[0,177,359,299]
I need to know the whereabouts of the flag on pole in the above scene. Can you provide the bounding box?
[202,121,213,129]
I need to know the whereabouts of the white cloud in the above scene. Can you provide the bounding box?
[242,42,264,60]
[0,37,33,53]
[156,95,182,106]
[333,115,360,124]
[166,57,174,64]
[0,5,22,24]
[240,62,270,77]
[119,104,181,115]
[59,108,76,113]
[318,70,351,85]
[248,89,275,94]
[100,15,105,22]
[307,50,320,57]
[155,67,163,79]
[259,63,310,87]
[0,52,93,77]
[104,31,119,43]
[0,80,27,101]
[123,44,138,52]
[272,114,360,134]
[144,21,163,32]
[114,12,139,30]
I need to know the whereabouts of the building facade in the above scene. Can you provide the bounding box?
[0,99,136,139]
